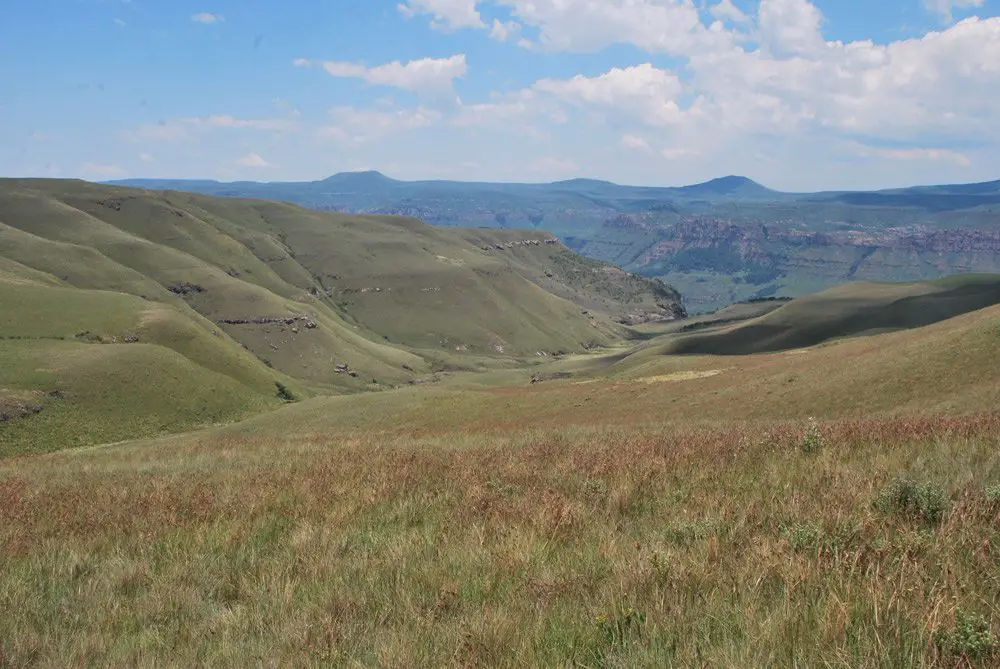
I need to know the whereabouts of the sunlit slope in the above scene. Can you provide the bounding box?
[653,274,1000,356]
[0,280,296,457]
[1,180,682,372]
[212,301,1000,441]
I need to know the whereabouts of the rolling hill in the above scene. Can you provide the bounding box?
[0,178,683,455]
[4,270,1000,666]
[109,172,1000,312]
[652,274,1000,356]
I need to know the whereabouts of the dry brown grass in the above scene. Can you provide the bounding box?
[3,412,1000,667]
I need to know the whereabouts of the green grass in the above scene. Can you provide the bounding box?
[0,179,688,448]
[658,274,1000,356]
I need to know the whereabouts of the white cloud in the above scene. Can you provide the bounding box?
[81,162,126,178]
[494,0,732,56]
[533,64,687,126]
[398,0,484,29]
[292,58,312,68]
[139,153,155,163]
[621,134,651,151]
[191,12,223,24]
[757,0,826,56]
[925,0,986,23]
[113,18,126,27]
[236,153,271,168]
[490,19,522,42]
[711,0,749,24]
[320,55,468,95]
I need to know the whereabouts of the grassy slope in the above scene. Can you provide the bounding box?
[656,274,1000,356]
[3,304,1000,666]
[0,179,685,450]
[0,280,297,457]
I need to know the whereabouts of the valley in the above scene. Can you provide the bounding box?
[3,181,1000,667]
[112,173,1000,312]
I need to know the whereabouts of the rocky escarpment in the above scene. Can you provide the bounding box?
[574,216,1000,311]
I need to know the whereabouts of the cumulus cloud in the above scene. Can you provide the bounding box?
[191,12,223,24]
[490,18,522,42]
[756,0,826,56]
[711,0,750,24]
[398,0,484,29]
[320,55,468,95]
[493,0,732,55]
[533,64,686,126]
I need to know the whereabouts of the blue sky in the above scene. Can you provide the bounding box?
[2,0,998,190]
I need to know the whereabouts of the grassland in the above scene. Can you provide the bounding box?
[0,179,682,453]
[3,296,1000,666]
[5,181,1000,666]
[656,275,1000,356]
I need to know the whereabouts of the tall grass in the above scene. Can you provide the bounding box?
[3,414,1000,666]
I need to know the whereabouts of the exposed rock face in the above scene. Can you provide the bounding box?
[578,215,1000,311]
[478,238,558,251]
[219,316,318,329]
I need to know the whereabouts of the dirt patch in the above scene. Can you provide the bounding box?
[639,369,725,384]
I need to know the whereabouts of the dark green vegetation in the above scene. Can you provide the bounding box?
[112,172,1000,311]
[0,179,682,455]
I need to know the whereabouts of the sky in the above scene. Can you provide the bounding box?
[1,0,999,191]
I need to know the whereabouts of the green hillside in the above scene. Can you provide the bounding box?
[654,274,1000,356]
[0,179,683,454]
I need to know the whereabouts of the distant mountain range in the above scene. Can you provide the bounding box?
[108,172,1000,311]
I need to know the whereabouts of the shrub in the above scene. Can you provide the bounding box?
[985,485,1000,503]
[801,417,823,453]
[274,382,296,402]
[874,478,948,525]
[936,609,998,662]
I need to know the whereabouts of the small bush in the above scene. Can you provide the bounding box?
[875,478,948,525]
[985,485,1000,503]
[936,609,998,662]
[801,417,824,453]
[274,382,296,402]
[782,523,823,552]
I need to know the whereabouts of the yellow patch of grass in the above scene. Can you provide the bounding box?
[638,369,725,384]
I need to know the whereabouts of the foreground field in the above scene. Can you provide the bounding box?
[3,416,1000,667]
[4,302,1000,667]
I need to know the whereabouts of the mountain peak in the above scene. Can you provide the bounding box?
[320,170,396,185]
[682,175,772,197]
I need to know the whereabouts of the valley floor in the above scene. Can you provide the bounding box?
[3,305,1000,667]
